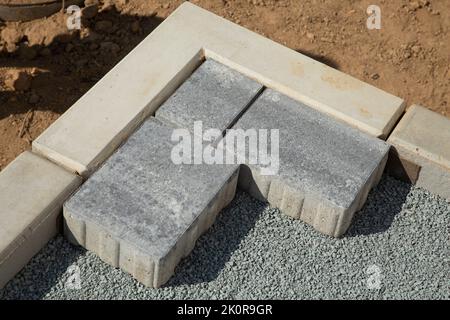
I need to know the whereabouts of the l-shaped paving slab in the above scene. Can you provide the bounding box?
[64,59,391,287]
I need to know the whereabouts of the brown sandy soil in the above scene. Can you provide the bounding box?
[0,0,449,172]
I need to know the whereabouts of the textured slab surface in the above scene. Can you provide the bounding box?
[231,89,390,236]
[64,118,239,287]
[156,59,263,135]
[33,2,404,177]
[388,104,450,200]
[0,151,81,289]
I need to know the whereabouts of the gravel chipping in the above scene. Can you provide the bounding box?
[1,175,449,300]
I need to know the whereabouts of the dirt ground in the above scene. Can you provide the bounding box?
[0,0,448,172]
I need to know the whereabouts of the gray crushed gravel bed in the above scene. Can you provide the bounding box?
[1,175,449,300]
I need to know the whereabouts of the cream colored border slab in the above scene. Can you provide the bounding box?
[387,104,450,200]
[388,105,450,170]
[0,151,82,289]
[33,2,405,177]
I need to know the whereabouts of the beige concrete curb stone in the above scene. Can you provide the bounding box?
[0,151,82,289]
[387,105,450,201]
[32,2,405,177]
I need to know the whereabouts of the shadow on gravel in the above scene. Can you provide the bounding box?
[167,175,413,287]
[345,175,412,237]
[166,191,266,287]
[0,236,84,300]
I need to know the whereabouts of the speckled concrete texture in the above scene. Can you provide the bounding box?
[156,59,263,137]
[64,117,239,288]
[231,89,390,236]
